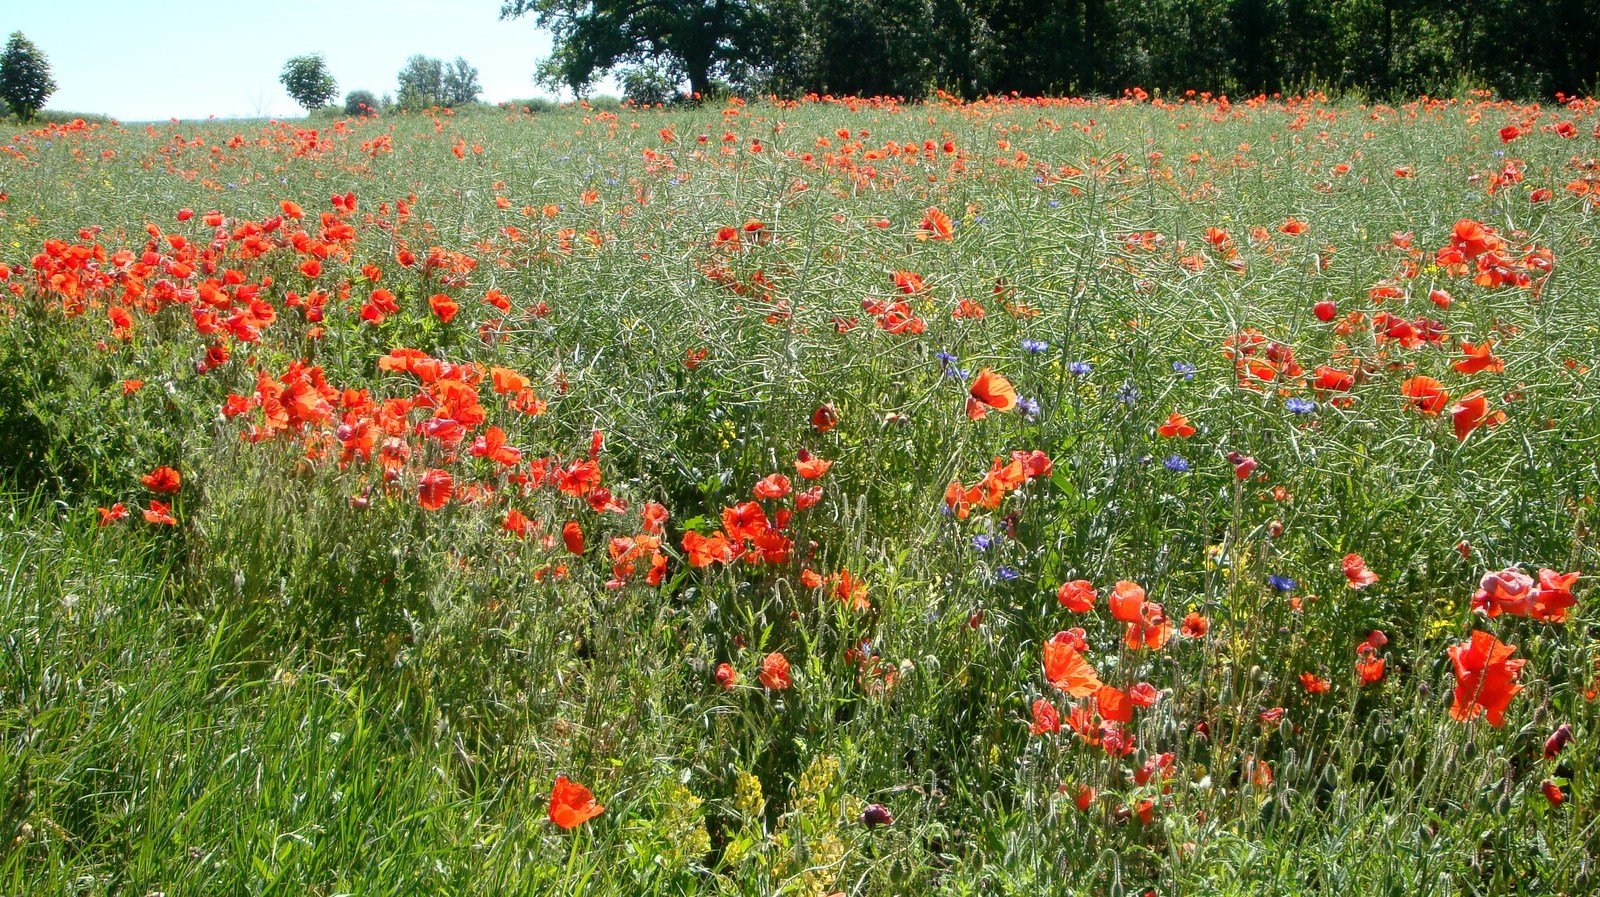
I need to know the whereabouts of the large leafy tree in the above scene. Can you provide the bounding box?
[397,55,446,110]
[0,31,57,122]
[500,0,763,99]
[279,54,338,111]
[443,57,483,106]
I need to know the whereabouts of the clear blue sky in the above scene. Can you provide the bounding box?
[4,0,616,121]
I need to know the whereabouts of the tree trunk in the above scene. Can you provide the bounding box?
[687,64,710,101]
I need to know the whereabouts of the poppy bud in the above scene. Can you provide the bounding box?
[1541,780,1565,807]
[1268,519,1284,538]
[811,403,839,432]
[861,804,894,827]
[1543,724,1574,760]
[1313,300,1336,322]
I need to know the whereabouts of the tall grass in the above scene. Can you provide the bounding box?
[0,95,1596,894]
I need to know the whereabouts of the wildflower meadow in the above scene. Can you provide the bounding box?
[1,93,1598,894]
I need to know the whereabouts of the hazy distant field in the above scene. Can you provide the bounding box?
[1,94,1596,895]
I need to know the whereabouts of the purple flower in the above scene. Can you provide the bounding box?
[1021,338,1050,354]
[1164,455,1190,473]
[1268,574,1297,592]
[1068,361,1092,376]
[1285,398,1317,414]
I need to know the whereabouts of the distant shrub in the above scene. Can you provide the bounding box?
[503,97,561,114]
[620,64,681,107]
[344,89,380,117]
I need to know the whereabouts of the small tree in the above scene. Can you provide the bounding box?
[344,89,380,117]
[0,32,57,122]
[280,54,338,111]
[443,57,482,106]
[397,55,446,110]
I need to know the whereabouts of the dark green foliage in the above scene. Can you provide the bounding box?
[0,32,56,122]
[501,0,765,98]
[504,0,1599,99]
[344,89,381,116]
[397,55,482,110]
[279,54,338,111]
[621,63,684,105]
[444,57,483,106]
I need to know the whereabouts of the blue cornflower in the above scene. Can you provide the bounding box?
[1173,361,1197,381]
[996,566,1021,582]
[1118,384,1140,405]
[945,366,970,380]
[971,534,995,552]
[1268,574,1297,592]
[936,350,958,366]
[1018,397,1040,418]
[1068,361,1093,376]
[1164,455,1190,473]
[1021,338,1050,354]
[1286,398,1317,414]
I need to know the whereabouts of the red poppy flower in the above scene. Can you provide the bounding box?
[562,521,585,555]
[143,501,176,526]
[141,466,182,494]
[753,473,791,499]
[1030,698,1061,735]
[1156,412,1196,438]
[1400,376,1448,416]
[683,530,739,567]
[418,468,453,510]
[1450,390,1506,441]
[715,662,738,690]
[1057,580,1097,612]
[429,293,459,323]
[919,207,953,240]
[1095,685,1133,724]
[966,369,1017,420]
[1448,630,1525,727]
[1313,365,1356,393]
[794,449,833,480]
[1043,636,1101,697]
[1299,673,1331,694]
[759,651,792,690]
[811,403,839,432]
[1342,553,1379,589]
[548,775,604,829]
[1108,580,1146,623]
[1453,340,1505,375]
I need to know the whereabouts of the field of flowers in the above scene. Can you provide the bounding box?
[1,92,1597,895]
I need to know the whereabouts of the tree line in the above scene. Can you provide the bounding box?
[280,53,484,116]
[502,0,1600,103]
